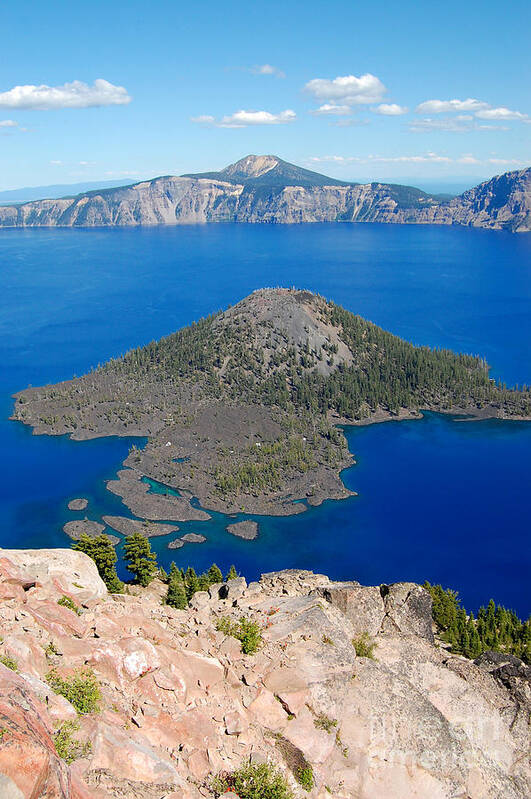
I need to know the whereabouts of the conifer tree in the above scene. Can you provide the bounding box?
[184,567,199,600]
[166,568,187,609]
[225,565,238,581]
[72,534,124,593]
[424,582,529,664]
[208,563,223,584]
[123,532,157,586]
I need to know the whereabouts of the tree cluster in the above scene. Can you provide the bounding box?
[214,435,317,496]
[97,296,531,423]
[165,562,237,609]
[424,582,530,663]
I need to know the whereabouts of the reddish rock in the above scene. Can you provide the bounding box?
[0,549,107,602]
[0,666,71,798]
[277,689,308,716]
[26,599,88,639]
[1,634,47,678]
[224,710,248,735]
[0,554,528,799]
[89,719,181,784]
[0,583,26,603]
[283,707,336,765]
[247,689,288,731]
[317,582,384,636]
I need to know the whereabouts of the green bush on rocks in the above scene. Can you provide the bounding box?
[211,762,293,799]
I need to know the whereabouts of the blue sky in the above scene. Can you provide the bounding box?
[0,0,529,190]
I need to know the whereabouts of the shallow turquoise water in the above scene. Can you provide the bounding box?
[0,224,529,614]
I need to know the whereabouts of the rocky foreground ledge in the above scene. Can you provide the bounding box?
[0,550,529,799]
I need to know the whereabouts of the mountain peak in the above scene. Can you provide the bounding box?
[221,154,281,179]
[182,154,350,188]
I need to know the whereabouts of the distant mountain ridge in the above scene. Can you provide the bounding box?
[0,178,139,205]
[0,154,529,232]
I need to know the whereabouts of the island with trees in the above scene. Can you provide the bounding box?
[12,288,531,521]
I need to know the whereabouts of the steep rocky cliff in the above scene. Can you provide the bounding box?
[0,156,528,231]
[0,550,529,798]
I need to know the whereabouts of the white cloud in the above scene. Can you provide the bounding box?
[410,115,474,133]
[305,73,386,106]
[371,153,452,163]
[308,153,528,169]
[311,103,352,116]
[415,98,489,114]
[191,109,296,128]
[0,119,18,127]
[372,103,408,116]
[309,152,471,165]
[332,118,370,128]
[415,98,529,125]
[49,159,63,165]
[487,157,528,166]
[0,79,131,110]
[475,107,528,121]
[308,152,452,164]
[251,64,286,78]
[410,114,513,133]
[308,155,361,164]
[456,155,481,164]
[190,114,216,124]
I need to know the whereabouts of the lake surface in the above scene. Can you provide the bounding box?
[1,224,530,616]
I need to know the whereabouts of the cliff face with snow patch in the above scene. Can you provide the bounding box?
[0,550,529,799]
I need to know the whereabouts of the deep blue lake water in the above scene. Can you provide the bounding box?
[1,224,530,616]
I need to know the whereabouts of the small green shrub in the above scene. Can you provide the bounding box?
[54,720,92,763]
[314,713,337,733]
[297,766,314,792]
[335,729,349,758]
[211,762,292,799]
[352,632,376,659]
[45,641,59,657]
[0,653,18,672]
[46,668,101,714]
[216,616,262,654]
[57,595,81,615]
[322,634,334,646]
